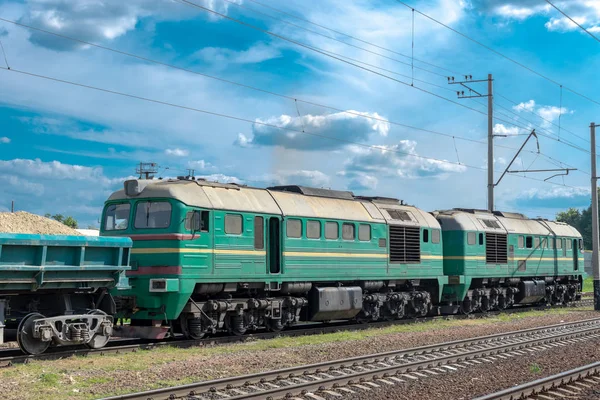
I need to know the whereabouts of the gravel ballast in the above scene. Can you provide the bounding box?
[0,211,81,235]
[0,309,597,400]
[345,336,600,400]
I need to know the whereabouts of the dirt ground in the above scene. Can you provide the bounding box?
[0,212,81,235]
[0,308,597,400]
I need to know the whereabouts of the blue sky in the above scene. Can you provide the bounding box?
[0,0,599,227]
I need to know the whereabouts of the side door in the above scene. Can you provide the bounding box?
[266,216,282,274]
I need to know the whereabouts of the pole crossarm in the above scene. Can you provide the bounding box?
[495,129,539,187]
[507,168,576,173]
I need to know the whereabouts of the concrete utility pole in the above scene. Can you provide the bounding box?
[449,74,494,211]
[487,74,494,212]
[591,122,600,311]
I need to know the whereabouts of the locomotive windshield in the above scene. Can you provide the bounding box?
[104,203,131,231]
[134,201,172,229]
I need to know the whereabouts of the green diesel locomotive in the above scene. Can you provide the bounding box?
[101,178,583,339]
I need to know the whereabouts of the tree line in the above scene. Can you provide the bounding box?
[557,206,593,250]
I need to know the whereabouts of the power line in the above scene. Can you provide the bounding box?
[395,0,600,108]
[212,0,450,78]
[495,91,589,144]
[175,0,595,159]
[0,65,582,190]
[0,15,587,175]
[544,0,600,44]
[175,0,489,116]
[243,0,460,76]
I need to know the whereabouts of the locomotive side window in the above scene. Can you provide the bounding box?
[423,229,429,243]
[479,233,484,245]
[185,211,209,232]
[432,229,440,244]
[225,214,243,235]
[104,203,130,231]
[549,237,554,249]
[306,220,321,239]
[342,223,355,240]
[254,216,264,249]
[556,238,562,249]
[579,239,584,250]
[518,236,524,248]
[525,236,533,249]
[534,237,540,248]
[286,219,302,238]
[541,238,547,248]
[325,221,339,240]
[467,232,476,245]
[134,201,171,229]
[566,239,572,250]
[359,224,371,241]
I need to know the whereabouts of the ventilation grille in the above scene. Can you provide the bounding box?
[389,226,421,263]
[486,233,508,264]
[480,219,502,229]
[386,209,413,222]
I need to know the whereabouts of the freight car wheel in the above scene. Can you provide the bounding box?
[85,310,111,349]
[267,319,284,332]
[17,313,50,355]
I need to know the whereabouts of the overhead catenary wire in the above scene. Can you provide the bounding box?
[0,37,9,69]
[243,0,460,75]
[174,0,594,160]
[0,65,583,190]
[175,0,490,115]
[206,0,450,78]
[0,16,587,176]
[223,0,592,149]
[544,0,600,44]
[395,0,600,108]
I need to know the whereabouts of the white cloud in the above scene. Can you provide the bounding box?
[198,173,243,184]
[513,100,536,113]
[513,186,591,208]
[165,148,189,157]
[0,137,10,144]
[194,42,282,65]
[21,0,241,51]
[340,140,466,190]
[188,160,216,172]
[475,1,600,34]
[493,123,521,136]
[511,99,573,128]
[237,110,389,150]
[0,158,107,181]
[251,170,331,188]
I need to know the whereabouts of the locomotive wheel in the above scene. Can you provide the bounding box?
[17,313,50,355]
[459,299,473,315]
[179,316,206,340]
[267,318,284,332]
[85,310,111,349]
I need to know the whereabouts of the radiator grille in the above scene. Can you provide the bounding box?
[486,233,508,264]
[389,226,421,263]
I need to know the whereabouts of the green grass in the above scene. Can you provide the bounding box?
[583,276,593,292]
[529,363,542,374]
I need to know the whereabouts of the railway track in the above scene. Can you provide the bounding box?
[474,361,600,400]
[103,315,600,400]
[0,299,591,368]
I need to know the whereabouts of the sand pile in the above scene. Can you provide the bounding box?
[0,212,82,235]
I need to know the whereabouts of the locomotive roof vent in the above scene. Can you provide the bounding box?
[355,196,404,205]
[492,211,528,219]
[267,185,355,200]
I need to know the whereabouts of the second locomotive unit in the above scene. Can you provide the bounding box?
[101,177,583,339]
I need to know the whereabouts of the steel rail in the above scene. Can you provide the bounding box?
[474,361,600,400]
[101,317,600,400]
[0,299,592,367]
